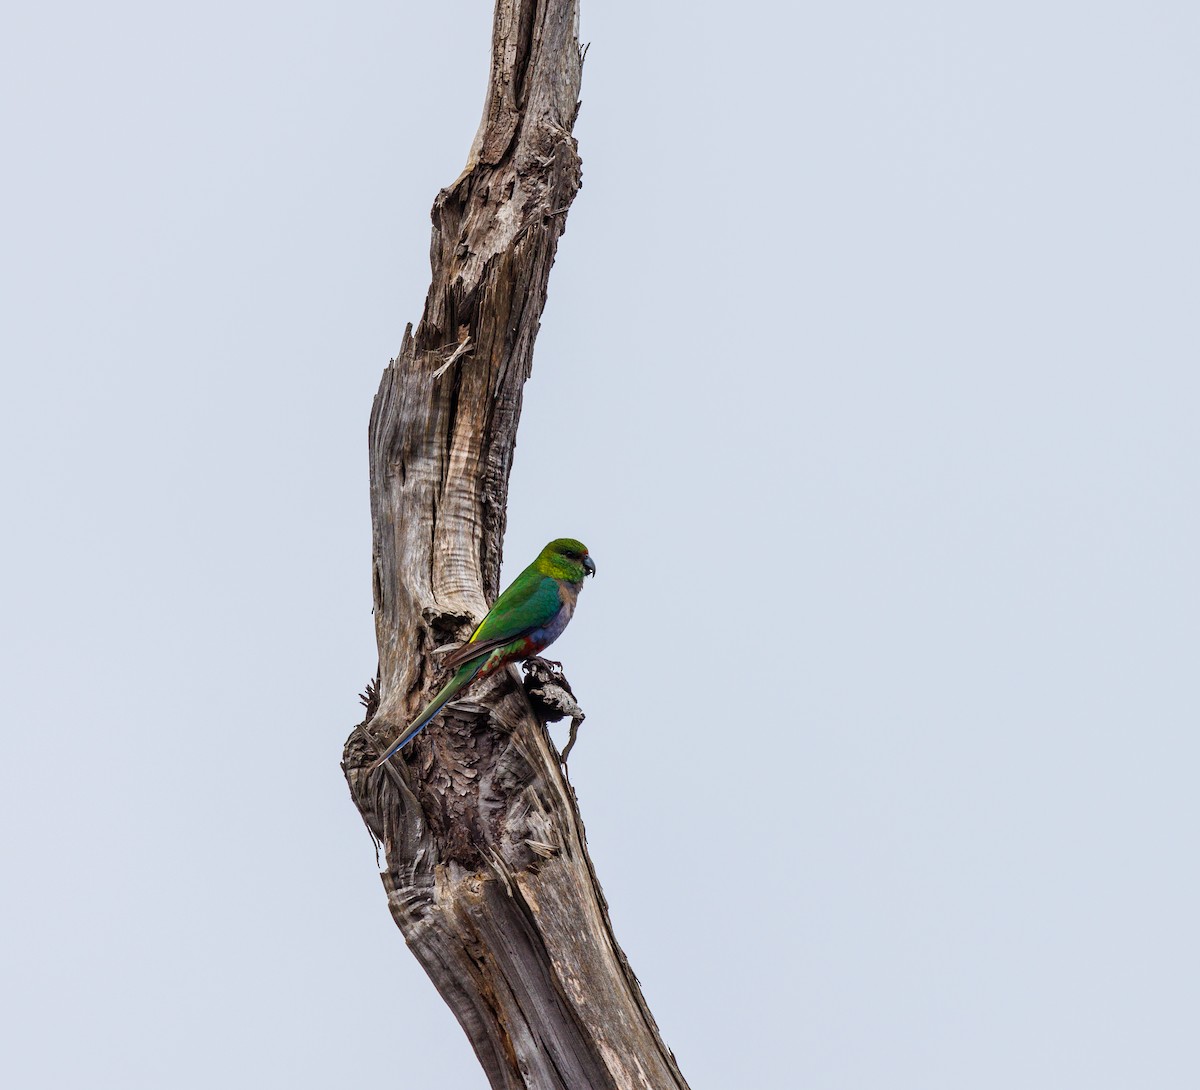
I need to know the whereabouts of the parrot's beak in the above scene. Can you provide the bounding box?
[582,555,596,577]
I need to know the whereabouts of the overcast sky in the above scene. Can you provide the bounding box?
[2,2,1198,1088]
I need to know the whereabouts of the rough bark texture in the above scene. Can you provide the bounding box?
[341,4,690,1088]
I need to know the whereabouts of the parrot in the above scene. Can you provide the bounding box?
[370,537,595,769]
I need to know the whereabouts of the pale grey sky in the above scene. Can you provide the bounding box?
[2,2,1198,1088]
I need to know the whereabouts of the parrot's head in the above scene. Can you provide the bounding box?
[539,538,596,583]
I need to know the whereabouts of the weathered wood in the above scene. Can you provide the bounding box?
[342,3,690,1088]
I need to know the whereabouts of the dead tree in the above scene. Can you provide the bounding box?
[341,3,691,1088]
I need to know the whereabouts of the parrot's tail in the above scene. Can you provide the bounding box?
[368,658,486,771]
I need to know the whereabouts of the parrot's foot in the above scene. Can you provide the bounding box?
[524,656,571,692]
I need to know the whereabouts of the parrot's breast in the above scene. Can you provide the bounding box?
[527,590,575,653]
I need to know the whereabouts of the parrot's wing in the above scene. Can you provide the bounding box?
[440,633,516,670]
[440,568,562,670]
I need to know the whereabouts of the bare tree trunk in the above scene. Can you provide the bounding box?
[341,4,691,1088]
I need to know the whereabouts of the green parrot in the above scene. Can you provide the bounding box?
[370,538,595,768]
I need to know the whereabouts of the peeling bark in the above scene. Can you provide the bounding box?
[341,4,690,1088]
